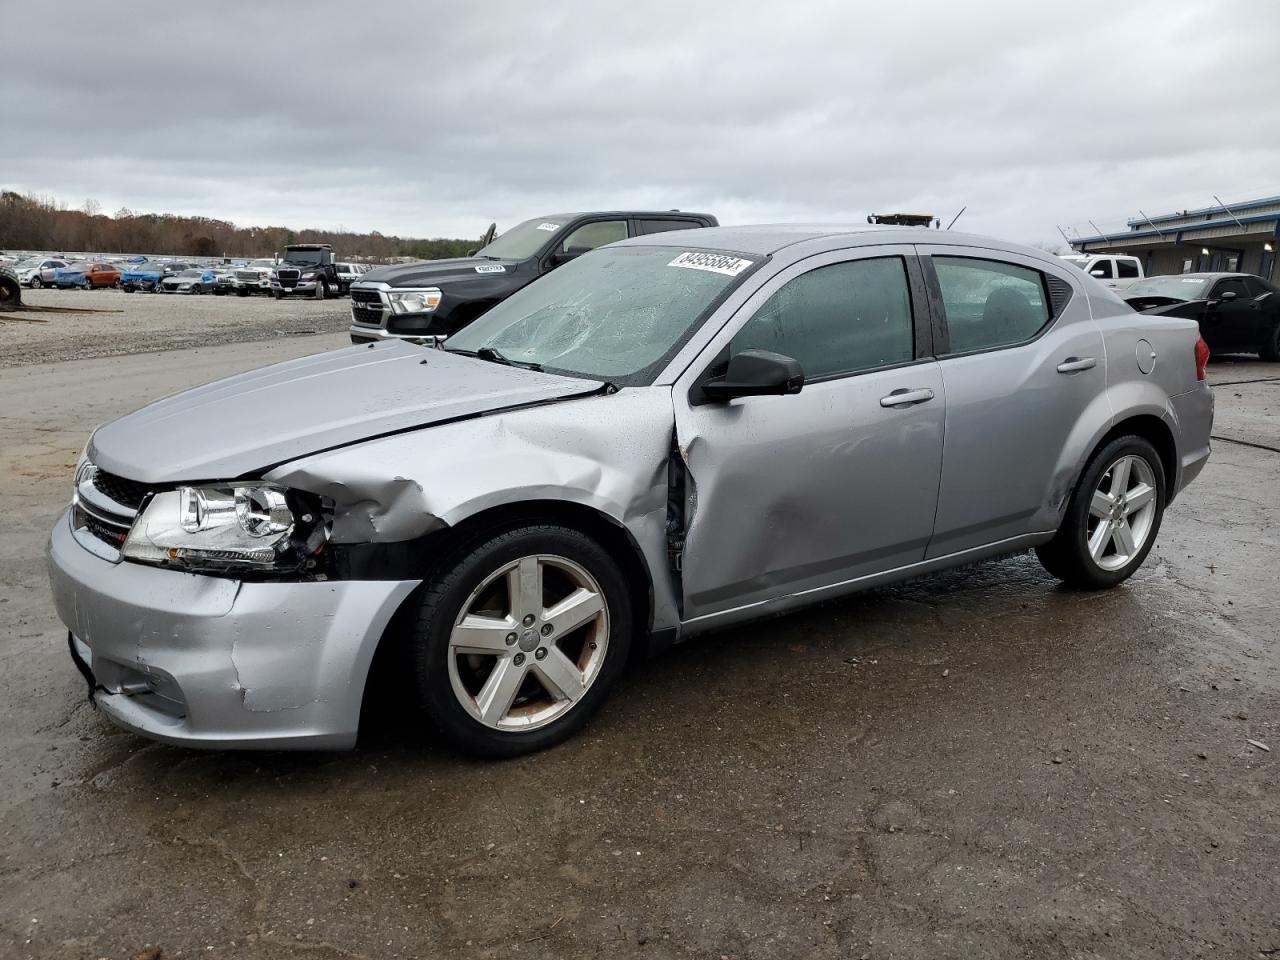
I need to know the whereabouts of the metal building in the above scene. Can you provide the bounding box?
[1069,195,1279,281]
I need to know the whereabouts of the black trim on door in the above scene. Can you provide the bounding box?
[903,254,938,359]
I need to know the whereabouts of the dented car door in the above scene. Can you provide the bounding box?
[673,248,945,623]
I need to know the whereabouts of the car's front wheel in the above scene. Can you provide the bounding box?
[1036,435,1166,589]
[1260,321,1280,362]
[412,524,632,758]
[30,276,42,289]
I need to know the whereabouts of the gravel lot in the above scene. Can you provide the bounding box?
[0,339,1276,959]
[1,287,351,367]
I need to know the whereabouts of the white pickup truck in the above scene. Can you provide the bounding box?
[1059,253,1145,291]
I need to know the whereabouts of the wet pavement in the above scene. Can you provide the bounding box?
[1,339,1276,959]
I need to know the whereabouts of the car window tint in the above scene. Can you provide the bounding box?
[933,256,1050,353]
[1243,277,1269,298]
[1116,259,1139,278]
[1089,259,1114,279]
[637,219,699,236]
[1214,278,1250,300]
[730,257,914,380]
[560,220,627,253]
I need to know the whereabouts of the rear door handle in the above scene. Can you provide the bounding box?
[1056,357,1097,373]
[880,387,935,408]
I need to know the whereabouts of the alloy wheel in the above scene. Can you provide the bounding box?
[1086,454,1158,571]
[447,554,609,732]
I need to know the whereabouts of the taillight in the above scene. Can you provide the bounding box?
[1194,336,1210,381]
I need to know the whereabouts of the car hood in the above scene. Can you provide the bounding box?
[361,256,521,288]
[121,268,161,279]
[89,341,605,484]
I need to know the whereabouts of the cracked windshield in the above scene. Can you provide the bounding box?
[444,246,756,384]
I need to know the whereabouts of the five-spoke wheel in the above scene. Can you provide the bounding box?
[1037,435,1166,589]
[412,524,631,757]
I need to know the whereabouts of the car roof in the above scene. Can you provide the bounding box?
[615,223,1056,260]
[540,210,716,222]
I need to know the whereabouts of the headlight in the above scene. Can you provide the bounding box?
[300,272,316,280]
[387,288,442,315]
[122,482,329,573]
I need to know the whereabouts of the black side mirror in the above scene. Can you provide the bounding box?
[550,245,592,266]
[701,349,804,401]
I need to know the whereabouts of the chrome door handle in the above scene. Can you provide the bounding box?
[880,387,935,408]
[1056,357,1097,373]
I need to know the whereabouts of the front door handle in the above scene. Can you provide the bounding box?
[880,387,935,408]
[1056,357,1097,373]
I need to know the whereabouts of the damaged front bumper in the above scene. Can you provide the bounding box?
[47,511,419,750]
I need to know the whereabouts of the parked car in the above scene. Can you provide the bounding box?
[48,226,1212,758]
[13,257,70,288]
[120,261,194,293]
[1059,253,1145,290]
[232,258,277,296]
[335,262,365,293]
[51,261,121,290]
[348,210,719,343]
[269,244,344,299]
[208,266,239,295]
[1124,272,1280,360]
[159,268,216,295]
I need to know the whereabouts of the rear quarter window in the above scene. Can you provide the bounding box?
[933,256,1052,354]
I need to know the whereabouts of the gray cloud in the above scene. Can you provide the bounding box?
[4,0,1278,246]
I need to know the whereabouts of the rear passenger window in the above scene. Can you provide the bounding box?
[637,219,699,236]
[730,257,914,380]
[1116,259,1139,278]
[933,257,1050,354]
[560,220,627,253]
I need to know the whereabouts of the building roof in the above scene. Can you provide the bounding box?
[1128,195,1280,227]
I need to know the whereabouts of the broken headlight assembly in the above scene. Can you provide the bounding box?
[122,483,330,575]
[386,287,442,315]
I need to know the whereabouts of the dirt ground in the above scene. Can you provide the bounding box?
[1,287,351,368]
[0,335,1276,960]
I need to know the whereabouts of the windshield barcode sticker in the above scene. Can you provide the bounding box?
[537,222,561,232]
[668,252,753,277]
[474,264,506,273]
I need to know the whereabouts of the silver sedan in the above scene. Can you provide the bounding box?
[47,225,1213,757]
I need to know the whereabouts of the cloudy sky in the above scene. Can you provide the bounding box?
[4,0,1279,247]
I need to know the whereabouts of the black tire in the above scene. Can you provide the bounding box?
[0,264,20,311]
[237,288,249,297]
[273,289,284,300]
[314,280,327,300]
[412,523,632,758]
[30,276,42,289]
[191,284,203,295]
[1260,322,1280,362]
[1036,435,1166,590]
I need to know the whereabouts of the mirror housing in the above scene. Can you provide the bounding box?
[550,245,592,266]
[1218,290,1237,301]
[1090,269,1107,278]
[701,350,804,402]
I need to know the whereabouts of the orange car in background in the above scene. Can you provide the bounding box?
[53,261,122,289]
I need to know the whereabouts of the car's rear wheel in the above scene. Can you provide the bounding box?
[1260,321,1280,362]
[411,524,632,758]
[1036,435,1165,589]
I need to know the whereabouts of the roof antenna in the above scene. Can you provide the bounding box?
[945,206,967,230]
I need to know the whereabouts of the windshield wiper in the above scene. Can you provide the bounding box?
[444,345,543,372]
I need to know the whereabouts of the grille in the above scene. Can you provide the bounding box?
[85,513,131,548]
[277,269,300,281]
[351,303,384,326]
[350,289,382,305]
[91,469,152,511]
[235,270,260,282]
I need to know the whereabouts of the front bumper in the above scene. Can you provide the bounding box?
[348,322,441,345]
[47,511,420,750]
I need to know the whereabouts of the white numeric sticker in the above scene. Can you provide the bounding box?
[667,251,753,277]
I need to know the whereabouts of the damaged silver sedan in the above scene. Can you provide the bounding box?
[47,225,1214,757]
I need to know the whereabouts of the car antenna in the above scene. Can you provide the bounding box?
[945,206,967,230]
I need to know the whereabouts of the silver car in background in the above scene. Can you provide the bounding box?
[47,225,1213,757]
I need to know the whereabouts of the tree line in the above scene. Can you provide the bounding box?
[0,191,479,262]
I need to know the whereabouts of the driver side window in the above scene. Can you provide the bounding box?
[730,257,915,380]
[560,220,627,253]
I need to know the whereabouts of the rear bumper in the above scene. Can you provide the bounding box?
[47,511,420,750]
[1169,383,1214,499]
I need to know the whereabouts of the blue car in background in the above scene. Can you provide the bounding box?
[120,261,194,293]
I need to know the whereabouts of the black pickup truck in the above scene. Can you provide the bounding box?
[348,210,717,343]
[270,243,345,300]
